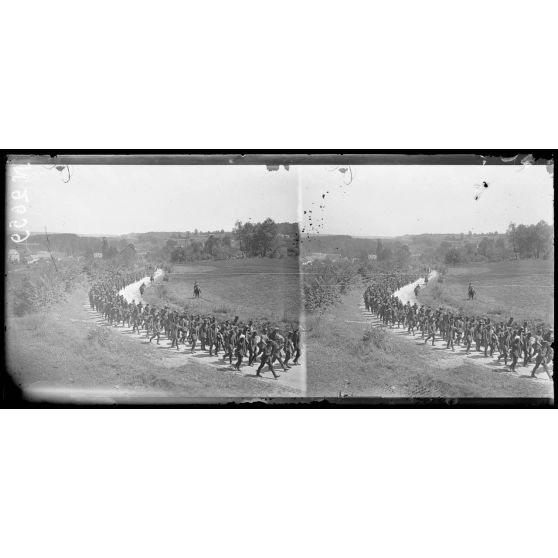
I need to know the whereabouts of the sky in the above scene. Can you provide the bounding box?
[300,164,554,237]
[6,163,554,237]
[6,164,299,235]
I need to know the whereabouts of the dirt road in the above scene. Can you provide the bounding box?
[394,270,439,304]
[86,271,306,394]
[359,271,553,397]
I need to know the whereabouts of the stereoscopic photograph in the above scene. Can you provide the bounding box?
[5,157,305,403]
[3,153,555,405]
[301,158,554,402]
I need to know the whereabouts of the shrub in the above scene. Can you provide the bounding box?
[87,326,119,351]
[487,307,505,315]
[212,305,230,314]
[355,326,393,357]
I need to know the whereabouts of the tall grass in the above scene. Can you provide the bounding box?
[87,326,123,352]
[358,326,393,354]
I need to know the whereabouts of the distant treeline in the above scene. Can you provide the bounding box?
[301,221,553,266]
[439,221,553,265]
[164,219,299,263]
[17,221,300,264]
[300,235,378,258]
[22,233,104,256]
[233,220,299,258]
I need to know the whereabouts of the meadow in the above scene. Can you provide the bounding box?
[418,260,554,327]
[143,257,302,329]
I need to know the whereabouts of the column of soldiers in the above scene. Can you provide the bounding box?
[363,273,554,380]
[88,273,302,381]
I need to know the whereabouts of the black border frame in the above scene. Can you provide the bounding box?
[2,149,555,408]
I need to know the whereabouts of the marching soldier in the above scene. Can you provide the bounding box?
[256,340,280,380]
[531,340,553,380]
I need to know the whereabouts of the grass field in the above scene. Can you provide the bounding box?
[143,257,302,329]
[418,260,554,327]
[306,287,553,399]
[5,287,298,400]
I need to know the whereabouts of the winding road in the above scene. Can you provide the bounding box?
[85,269,306,394]
[359,270,553,386]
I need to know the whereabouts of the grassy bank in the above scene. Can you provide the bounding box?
[6,287,297,400]
[306,287,553,399]
[418,260,554,326]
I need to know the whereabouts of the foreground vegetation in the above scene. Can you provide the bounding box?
[6,288,296,399]
[306,289,553,399]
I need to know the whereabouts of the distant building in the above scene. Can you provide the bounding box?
[93,252,103,259]
[36,251,52,261]
[8,249,20,263]
[368,254,377,261]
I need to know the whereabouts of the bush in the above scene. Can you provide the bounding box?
[445,248,462,265]
[87,326,120,351]
[487,307,505,315]
[212,304,230,314]
[356,326,393,356]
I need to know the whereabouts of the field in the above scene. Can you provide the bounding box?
[143,257,302,329]
[306,286,553,399]
[418,260,554,327]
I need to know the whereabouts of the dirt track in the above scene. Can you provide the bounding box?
[87,270,306,394]
[360,271,554,397]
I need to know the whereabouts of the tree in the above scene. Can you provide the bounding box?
[534,220,553,259]
[233,220,244,253]
[395,244,411,265]
[507,223,518,258]
[445,248,462,265]
[120,243,137,264]
[204,235,217,257]
[256,218,278,257]
[515,224,531,258]
[478,237,490,258]
[101,237,109,259]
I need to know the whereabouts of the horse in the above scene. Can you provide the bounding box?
[468,284,476,300]
[194,284,201,299]
[139,282,146,296]
[414,284,421,297]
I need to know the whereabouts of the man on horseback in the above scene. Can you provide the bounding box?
[468,282,475,300]
[414,283,420,298]
[193,281,201,299]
